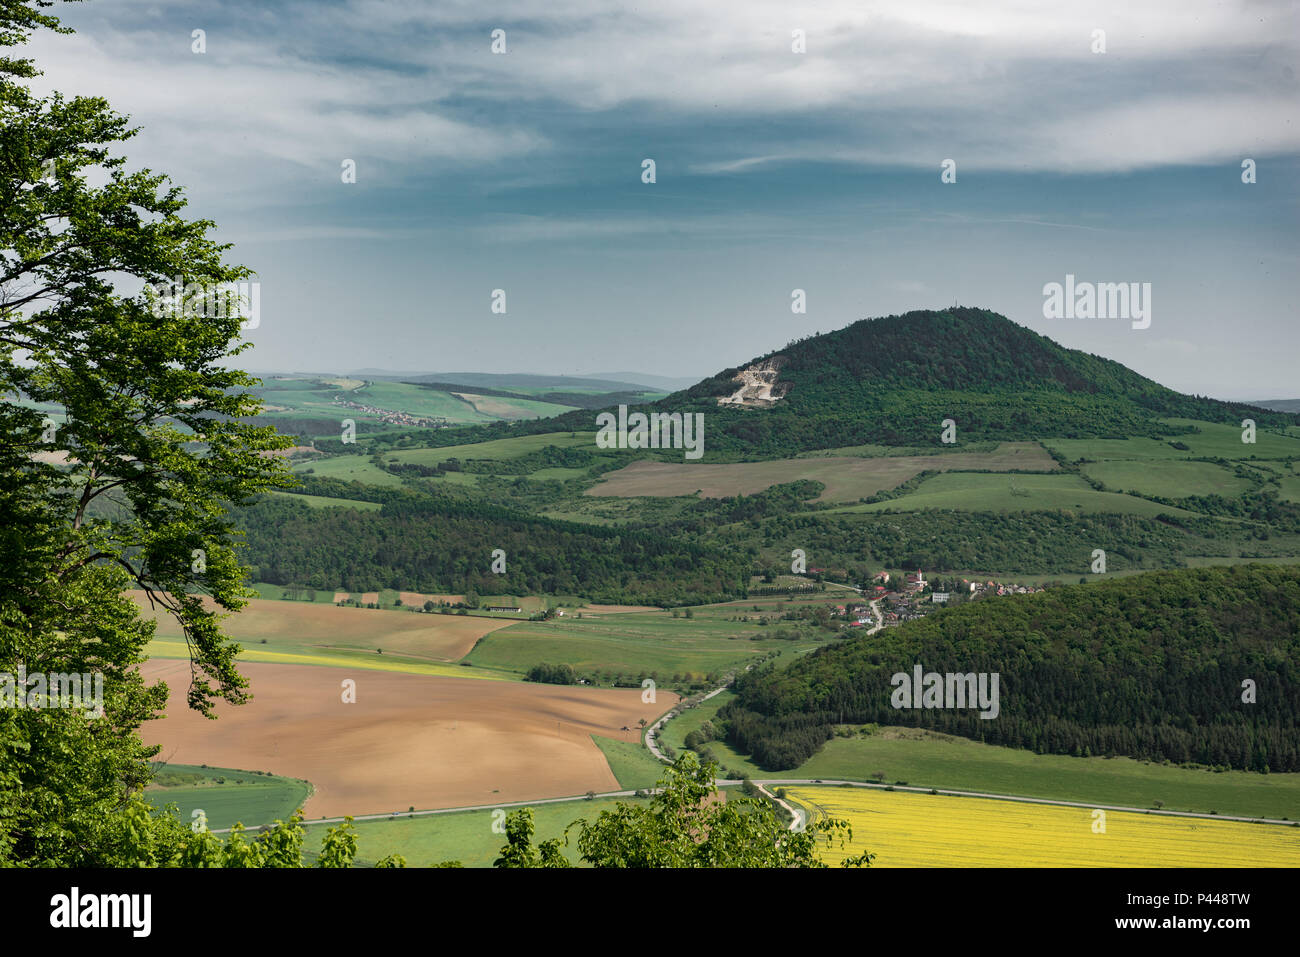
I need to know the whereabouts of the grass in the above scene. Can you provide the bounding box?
[144,763,312,830]
[301,795,644,867]
[827,471,1197,517]
[384,431,596,467]
[786,785,1300,867]
[271,491,383,510]
[664,698,1300,820]
[468,612,835,683]
[292,454,405,486]
[591,735,666,790]
[1045,419,1300,463]
[587,442,1057,504]
[145,638,512,680]
[1082,459,1251,499]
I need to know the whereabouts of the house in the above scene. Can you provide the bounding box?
[931,592,950,603]
[873,571,891,584]
[486,605,522,613]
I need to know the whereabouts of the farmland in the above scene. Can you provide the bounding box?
[130,592,517,665]
[830,471,1198,517]
[140,659,675,817]
[588,441,1057,503]
[466,609,836,683]
[663,695,1300,820]
[300,794,647,867]
[784,785,1300,867]
[144,764,312,831]
[383,431,597,467]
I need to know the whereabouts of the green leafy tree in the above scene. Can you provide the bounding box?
[492,807,570,868]
[0,0,291,865]
[493,753,871,868]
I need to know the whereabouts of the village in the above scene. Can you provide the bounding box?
[833,570,1048,628]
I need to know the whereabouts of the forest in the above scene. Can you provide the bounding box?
[719,564,1300,772]
[236,495,753,605]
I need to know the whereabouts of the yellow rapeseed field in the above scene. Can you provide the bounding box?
[145,639,507,681]
[785,786,1300,867]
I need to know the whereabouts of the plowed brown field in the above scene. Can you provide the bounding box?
[128,592,516,661]
[141,660,675,817]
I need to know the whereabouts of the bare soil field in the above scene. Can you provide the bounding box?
[140,659,676,816]
[587,442,1057,503]
[128,592,513,661]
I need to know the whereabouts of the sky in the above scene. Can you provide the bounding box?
[23,0,1300,399]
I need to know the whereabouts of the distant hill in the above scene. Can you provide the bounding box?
[405,372,657,394]
[661,307,1299,453]
[1251,399,1300,414]
[431,308,1297,455]
[585,371,701,392]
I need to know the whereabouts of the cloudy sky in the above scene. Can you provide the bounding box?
[25,0,1300,398]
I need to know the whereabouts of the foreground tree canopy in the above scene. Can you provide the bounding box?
[0,0,289,865]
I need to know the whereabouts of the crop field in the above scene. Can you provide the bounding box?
[293,454,405,486]
[663,698,1300,820]
[784,786,1300,867]
[832,471,1197,517]
[587,442,1057,503]
[144,764,312,830]
[131,591,518,664]
[145,639,505,680]
[301,795,646,867]
[1081,460,1250,499]
[467,611,837,681]
[141,659,675,817]
[451,391,577,420]
[272,491,383,510]
[1045,419,1300,463]
[385,431,597,467]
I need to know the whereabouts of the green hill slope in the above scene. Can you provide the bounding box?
[721,564,1300,772]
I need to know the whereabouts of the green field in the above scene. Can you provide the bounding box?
[1081,459,1251,499]
[829,471,1196,517]
[145,763,313,830]
[1046,419,1300,462]
[469,611,834,683]
[301,795,645,867]
[293,454,405,485]
[272,491,383,510]
[592,735,669,790]
[385,431,596,467]
[662,694,1300,820]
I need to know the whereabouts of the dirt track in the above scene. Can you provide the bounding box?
[141,660,675,817]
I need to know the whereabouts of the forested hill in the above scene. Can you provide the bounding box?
[720,563,1300,772]
[671,308,1295,452]
[380,308,1297,456]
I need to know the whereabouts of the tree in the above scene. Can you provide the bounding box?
[0,0,291,865]
[492,808,570,868]
[490,753,872,868]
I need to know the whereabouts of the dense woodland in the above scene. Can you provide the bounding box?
[237,495,752,604]
[721,564,1300,772]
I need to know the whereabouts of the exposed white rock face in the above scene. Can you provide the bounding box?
[716,356,790,408]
